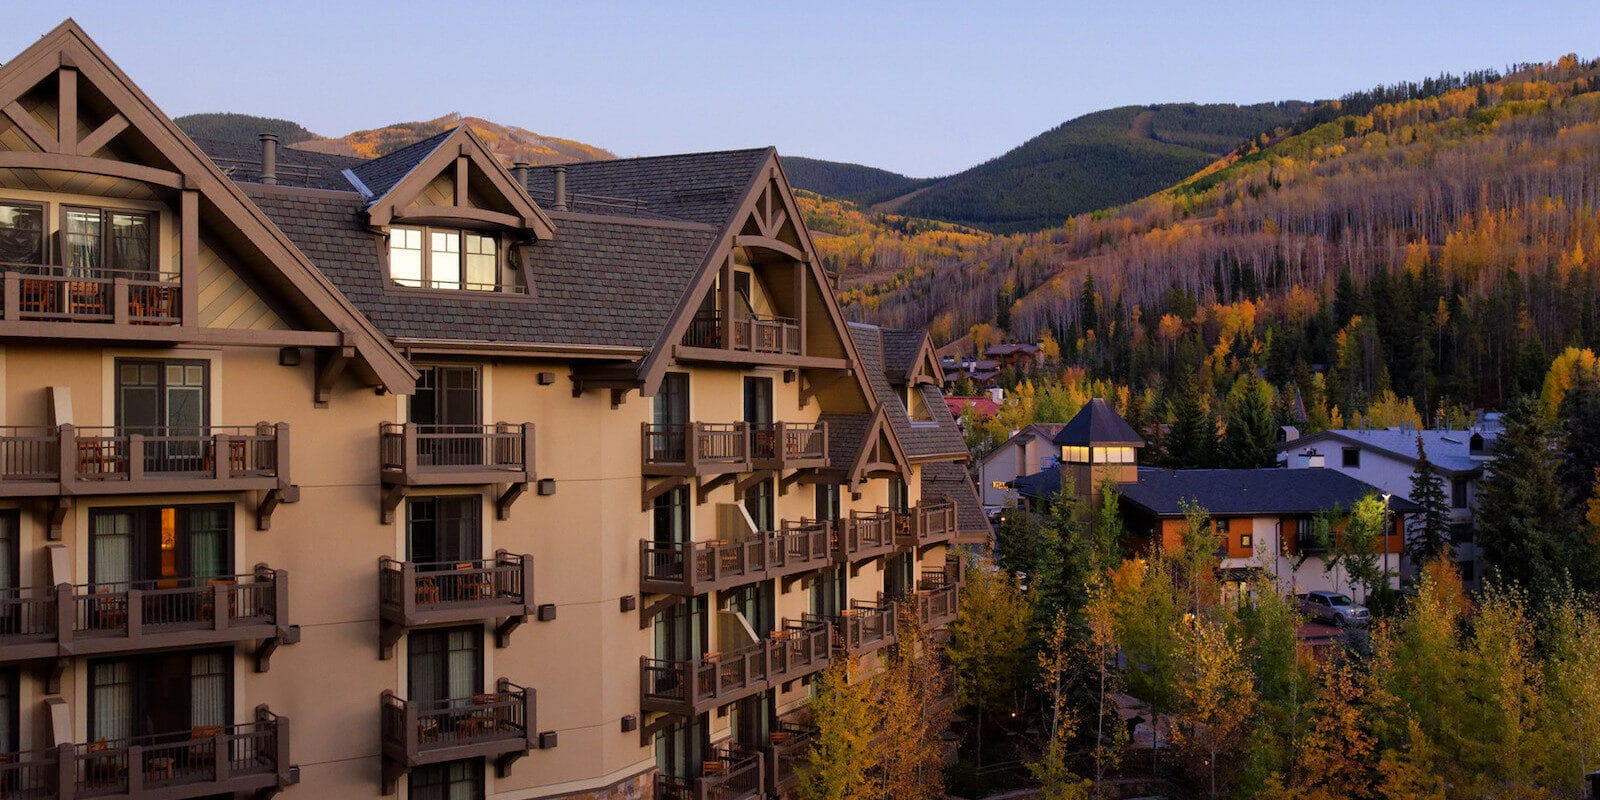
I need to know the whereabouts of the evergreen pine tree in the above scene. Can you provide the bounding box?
[1161,378,1218,468]
[1557,367,1600,509]
[1219,375,1277,468]
[1406,435,1451,568]
[1477,396,1582,604]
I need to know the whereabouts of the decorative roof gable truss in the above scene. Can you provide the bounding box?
[364,126,554,238]
[0,20,415,394]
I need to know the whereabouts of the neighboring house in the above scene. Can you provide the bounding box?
[1277,427,1496,590]
[944,391,1002,426]
[983,342,1041,373]
[0,22,977,800]
[978,423,1065,508]
[1011,401,1415,601]
[940,355,1002,388]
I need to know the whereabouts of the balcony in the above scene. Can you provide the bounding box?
[0,705,291,799]
[639,523,831,597]
[764,722,819,797]
[654,744,765,800]
[380,679,535,794]
[819,600,898,656]
[832,510,896,563]
[750,422,827,471]
[0,566,293,669]
[767,619,832,685]
[0,423,290,499]
[683,310,801,356]
[1,265,181,326]
[901,579,959,630]
[641,423,751,477]
[377,553,533,658]
[641,643,772,717]
[895,500,958,549]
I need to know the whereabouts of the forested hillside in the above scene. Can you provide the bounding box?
[173,113,316,144]
[842,56,1600,426]
[783,157,931,206]
[881,102,1310,232]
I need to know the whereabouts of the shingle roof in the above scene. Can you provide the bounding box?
[921,461,992,535]
[347,130,454,199]
[244,186,715,349]
[848,323,967,461]
[523,149,771,226]
[1119,468,1422,517]
[820,412,872,471]
[1052,398,1145,447]
[191,137,365,192]
[880,329,926,383]
[1277,429,1495,475]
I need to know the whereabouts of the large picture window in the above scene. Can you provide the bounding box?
[389,226,499,291]
[89,505,232,587]
[89,650,230,741]
[64,206,153,276]
[0,201,45,265]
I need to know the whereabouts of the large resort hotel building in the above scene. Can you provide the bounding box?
[0,21,988,800]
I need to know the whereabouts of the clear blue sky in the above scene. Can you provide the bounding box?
[6,1,1599,177]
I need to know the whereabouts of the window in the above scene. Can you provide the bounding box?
[1451,478,1468,509]
[117,359,208,436]
[0,201,45,265]
[814,484,841,522]
[406,497,482,567]
[1092,446,1136,464]
[1240,534,1253,549]
[743,377,772,425]
[724,581,773,636]
[810,566,846,618]
[408,626,482,704]
[744,478,774,532]
[885,552,914,596]
[654,487,690,545]
[1062,445,1090,464]
[0,510,16,617]
[64,206,153,275]
[409,759,485,800]
[1215,519,1231,533]
[655,715,706,784]
[0,667,15,755]
[89,505,231,587]
[89,650,230,740]
[1450,523,1475,544]
[1342,448,1361,468]
[888,476,909,514]
[389,226,499,291]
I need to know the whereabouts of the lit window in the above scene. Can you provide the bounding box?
[389,225,499,291]
[1062,445,1091,464]
[1240,534,1252,549]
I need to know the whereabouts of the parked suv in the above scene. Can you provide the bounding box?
[1298,591,1370,627]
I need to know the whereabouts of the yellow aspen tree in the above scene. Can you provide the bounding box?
[1170,615,1257,799]
[1029,609,1091,800]
[795,657,881,800]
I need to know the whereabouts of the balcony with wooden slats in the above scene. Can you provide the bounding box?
[764,721,819,797]
[654,743,765,800]
[749,422,827,472]
[816,599,898,656]
[831,509,896,564]
[377,552,533,658]
[0,565,292,669]
[641,422,751,477]
[0,705,292,800]
[894,499,958,549]
[1,264,181,326]
[380,679,536,794]
[0,423,289,499]
[639,521,832,598]
[639,620,829,718]
[378,422,535,487]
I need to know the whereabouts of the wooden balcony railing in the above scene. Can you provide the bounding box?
[641,422,750,476]
[0,705,292,799]
[682,310,801,357]
[769,519,832,580]
[1,264,181,326]
[641,641,773,717]
[654,744,765,800]
[764,721,819,796]
[898,580,959,629]
[767,619,832,684]
[0,566,290,666]
[0,423,289,498]
[895,500,958,548]
[378,422,535,486]
[816,600,898,656]
[380,679,535,793]
[944,550,967,586]
[378,553,533,657]
[832,510,897,563]
[750,422,828,471]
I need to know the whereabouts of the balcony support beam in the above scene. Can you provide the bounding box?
[696,472,737,505]
[641,475,688,512]
[734,469,775,500]
[495,481,526,521]
[380,483,408,525]
[314,343,354,407]
[638,593,683,630]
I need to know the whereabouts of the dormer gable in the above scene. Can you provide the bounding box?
[0,19,414,397]
[357,126,554,238]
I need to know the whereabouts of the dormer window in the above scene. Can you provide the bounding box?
[389,225,499,291]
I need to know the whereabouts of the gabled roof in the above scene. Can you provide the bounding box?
[523,149,771,226]
[1277,428,1493,475]
[0,20,414,392]
[945,396,1001,419]
[978,423,1065,469]
[1119,468,1423,518]
[920,461,993,536]
[820,406,912,488]
[849,323,967,462]
[1053,398,1145,447]
[360,126,555,237]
